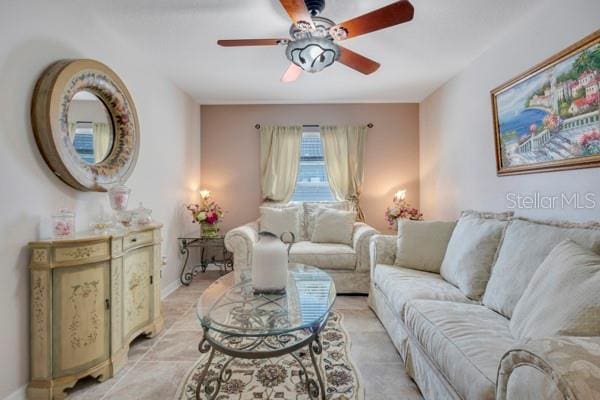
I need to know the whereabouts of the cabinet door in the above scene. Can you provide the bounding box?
[123,246,154,340]
[52,262,110,377]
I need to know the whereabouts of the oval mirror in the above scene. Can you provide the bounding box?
[67,91,114,164]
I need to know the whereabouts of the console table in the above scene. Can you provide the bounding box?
[27,224,164,399]
[178,233,233,285]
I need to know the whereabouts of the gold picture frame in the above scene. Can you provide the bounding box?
[491,30,600,176]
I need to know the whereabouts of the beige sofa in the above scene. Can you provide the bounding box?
[369,213,600,400]
[224,201,378,293]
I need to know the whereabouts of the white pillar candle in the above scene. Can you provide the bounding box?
[252,235,288,293]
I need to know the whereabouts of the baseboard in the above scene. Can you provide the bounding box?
[161,279,181,299]
[4,385,26,400]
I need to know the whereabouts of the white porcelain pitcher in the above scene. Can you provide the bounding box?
[252,231,295,293]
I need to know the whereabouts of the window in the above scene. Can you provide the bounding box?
[291,128,334,202]
[72,122,95,163]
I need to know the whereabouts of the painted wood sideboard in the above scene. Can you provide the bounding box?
[27,223,164,399]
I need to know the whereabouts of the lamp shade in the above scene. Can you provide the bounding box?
[286,38,340,73]
[394,190,407,202]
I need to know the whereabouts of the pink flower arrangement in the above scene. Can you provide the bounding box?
[186,197,224,225]
[385,198,423,228]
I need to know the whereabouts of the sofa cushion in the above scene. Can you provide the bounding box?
[440,215,508,300]
[289,241,356,270]
[461,209,514,220]
[373,264,473,319]
[394,220,456,273]
[303,201,351,239]
[261,201,306,239]
[483,218,600,318]
[311,208,355,245]
[259,205,302,240]
[510,240,600,339]
[405,300,516,400]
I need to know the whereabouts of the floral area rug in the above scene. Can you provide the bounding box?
[177,311,364,399]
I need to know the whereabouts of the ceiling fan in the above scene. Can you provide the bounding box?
[217,0,414,82]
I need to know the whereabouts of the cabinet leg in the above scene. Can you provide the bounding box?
[94,363,112,383]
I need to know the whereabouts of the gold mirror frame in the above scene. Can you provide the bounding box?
[31,59,140,191]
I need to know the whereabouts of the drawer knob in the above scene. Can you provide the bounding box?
[130,238,137,243]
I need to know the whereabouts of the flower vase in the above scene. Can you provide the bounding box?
[201,223,219,238]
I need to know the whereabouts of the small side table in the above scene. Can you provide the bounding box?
[178,233,233,286]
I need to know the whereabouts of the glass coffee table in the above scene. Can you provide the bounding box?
[195,264,336,400]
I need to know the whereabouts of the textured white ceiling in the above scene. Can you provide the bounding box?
[94,0,543,103]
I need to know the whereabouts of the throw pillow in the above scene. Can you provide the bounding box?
[482,218,600,318]
[261,201,305,238]
[311,208,355,245]
[259,206,301,241]
[440,215,508,300]
[304,201,351,239]
[510,240,600,339]
[394,220,456,273]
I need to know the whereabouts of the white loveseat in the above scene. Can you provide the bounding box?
[369,212,600,400]
[224,201,378,293]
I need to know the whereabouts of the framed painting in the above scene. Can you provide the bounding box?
[492,30,600,176]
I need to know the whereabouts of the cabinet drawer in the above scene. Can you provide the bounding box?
[54,242,110,264]
[123,231,153,250]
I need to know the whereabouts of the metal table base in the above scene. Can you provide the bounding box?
[179,236,233,285]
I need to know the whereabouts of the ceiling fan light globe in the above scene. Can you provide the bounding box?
[285,38,339,73]
[330,26,348,41]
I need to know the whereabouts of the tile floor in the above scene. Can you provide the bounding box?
[67,270,423,400]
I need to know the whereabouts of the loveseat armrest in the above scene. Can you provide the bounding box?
[368,235,396,279]
[352,222,379,272]
[497,336,600,400]
[224,221,259,269]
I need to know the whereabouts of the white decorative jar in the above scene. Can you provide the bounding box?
[52,209,75,239]
[252,232,295,294]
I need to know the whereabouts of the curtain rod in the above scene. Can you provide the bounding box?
[254,123,374,129]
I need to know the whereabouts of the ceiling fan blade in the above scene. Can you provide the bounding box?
[330,0,414,40]
[281,63,303,83]
[337,46,381,75]
[279,0,315,30]
[217,39,288,47]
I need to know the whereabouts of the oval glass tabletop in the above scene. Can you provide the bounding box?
[197,264,336,337]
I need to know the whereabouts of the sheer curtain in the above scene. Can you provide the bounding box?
[260,125,303,202]
[320,125,367,221]
[93,122,112,162]
[69,122,76,138]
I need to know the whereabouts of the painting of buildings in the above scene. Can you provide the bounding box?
[492,34,600,175]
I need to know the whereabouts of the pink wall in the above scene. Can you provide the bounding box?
[201,103,420,232]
